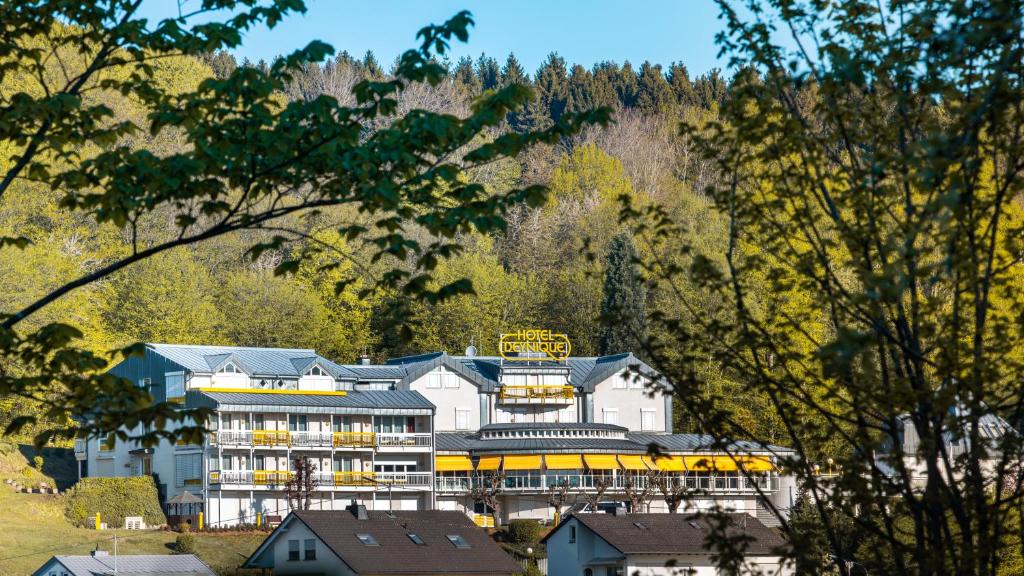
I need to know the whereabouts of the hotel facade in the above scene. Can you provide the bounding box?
[77,342,795,528]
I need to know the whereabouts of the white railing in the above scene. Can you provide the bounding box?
[212,430,252,445]
[434,473,780,494]
[376,433,432,448]
[290,431,334,447]
[210,470,433,489]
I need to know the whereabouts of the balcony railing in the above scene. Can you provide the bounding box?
[376,433,431,449]
[210,430,376,449]
[434,473,780,494]
[498,385,574,402]
[209,470,433,489]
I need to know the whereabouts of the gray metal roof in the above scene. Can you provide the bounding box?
[187,390,434,416]
[40,554,215,576]
[436,432,791,455]
[148,343,327,377]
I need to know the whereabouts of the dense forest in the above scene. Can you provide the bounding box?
[0,45,746,437]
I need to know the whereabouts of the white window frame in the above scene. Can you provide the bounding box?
[629,375,644,390]
[426,372,442,389]
[455,408,471,430]
[612,375,628,389]
[640,409,657,431]
[164,371,185,399]
[603,408,619,426]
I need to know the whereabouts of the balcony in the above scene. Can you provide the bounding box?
[376,433,431,451]
[208,470,432,490]
[209,430,376,449]
[497,385,574,405]
[434,473,780,494]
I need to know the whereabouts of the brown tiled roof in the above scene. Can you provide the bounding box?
[549,513,787,556]
[290,509,523,575]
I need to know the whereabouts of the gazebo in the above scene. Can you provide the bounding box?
[165,491,203,529]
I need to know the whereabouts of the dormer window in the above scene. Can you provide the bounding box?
[219,363,239,374]
[307,366,326,377]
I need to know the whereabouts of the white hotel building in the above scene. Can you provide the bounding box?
[76,343,795,528]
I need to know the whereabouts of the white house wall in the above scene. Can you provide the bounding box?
[263,519,354,576]
[407,366,481,432]
[590,371,666,432]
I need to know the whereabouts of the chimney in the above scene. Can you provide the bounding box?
[347,500,369,520]
[611,506,628,516]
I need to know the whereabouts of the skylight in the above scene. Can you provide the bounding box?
[407,533,425,545]
[356,533,379,546]
[633,521,648,530]
[446,534,471,549]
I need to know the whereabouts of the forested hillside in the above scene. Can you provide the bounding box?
[0,41,760,439]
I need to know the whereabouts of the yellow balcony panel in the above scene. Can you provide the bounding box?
[254,470,293,485]
[332,431,376,448]
[333,471,376,486]
[498,386,574,401]
[253,430,290,446]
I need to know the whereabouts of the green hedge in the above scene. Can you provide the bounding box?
[64,476,166,528]
[507,519,542,546]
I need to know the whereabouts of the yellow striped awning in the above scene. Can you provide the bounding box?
[685,455,739,471]
[435,455,474,472]
[617,455,655,470]
[477,456,502,471]
[739,456,773,472]
[545,454,584,469]
[584,454,621,470]
[655,455,686,472]
[504,454,543,470]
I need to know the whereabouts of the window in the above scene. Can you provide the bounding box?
[307,366,325,377]
[426,372,442,388]
[603,409,619,426]
[288,539,300,561]
[455,409,470,430]
[629,376,644,389]
[288,415,308,432]
[304,538,316,560]
[164,372,184,398]
[569,525,576,544]
[641,409,656,431]
[443,373,460,389]
[356,533,379,546]
[174,453,202,487]
[219,363,239,374]
[612,375,628,389]
[446,534,471,549]
[334,457,354,472]
[254,455,264,471]
[252,415,264,430]
[375,416,414,434]
[408,533,425,545]
[334,416,353,433]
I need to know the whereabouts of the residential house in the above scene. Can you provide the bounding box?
[242,504,523,575]
[33,551,215,576]
[542,512,792,576]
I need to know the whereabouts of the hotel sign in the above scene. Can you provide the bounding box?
[499,330,572,362]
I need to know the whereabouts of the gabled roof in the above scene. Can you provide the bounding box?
[38,554,215,576]
[147,344,325,377]
[245,509,522,575]
[187,390,434,415]
[388,352,501,391]
[541,513,787,556]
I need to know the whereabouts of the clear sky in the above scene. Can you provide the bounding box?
[144,0,735,76]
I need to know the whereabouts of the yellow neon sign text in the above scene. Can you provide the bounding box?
[499,329,571,361]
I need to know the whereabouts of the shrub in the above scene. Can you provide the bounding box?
[64,476,166,528]
[33,455,43,469]
[524,563,543,576]
[507,519,542,546]
[174,533,196,554]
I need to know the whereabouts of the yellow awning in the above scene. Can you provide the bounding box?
[504,454,543,470]
[545,454,584,469]
[584,454,621,470]
[617,455,655,470]
[435,455,474,472]
[477,456,502,471]
[655,455,686,472]
[739,456,773,472]
[685,455,739,471]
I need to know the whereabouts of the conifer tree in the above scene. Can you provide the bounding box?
[614,61,639,108]
[454,56,481,95]
[500,53,529,87]
[535,53,570,122]
[667,62,698,107]
[635,61,675,114]
[692,69,727,109]
[361,50,384,79]
[475,54,500,90]
[598,232,647,356]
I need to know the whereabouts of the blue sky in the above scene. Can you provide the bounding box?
[144,0,736,75]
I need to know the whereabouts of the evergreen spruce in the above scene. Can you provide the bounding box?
[500,53,529,87]
[535,53,570,122]
[454,56,481,95]
[598,233,648,356]
[635,61,675,114]
[667,62,698,107]
[475,54,500,90]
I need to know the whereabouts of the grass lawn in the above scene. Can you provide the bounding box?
[0,443,265,576]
